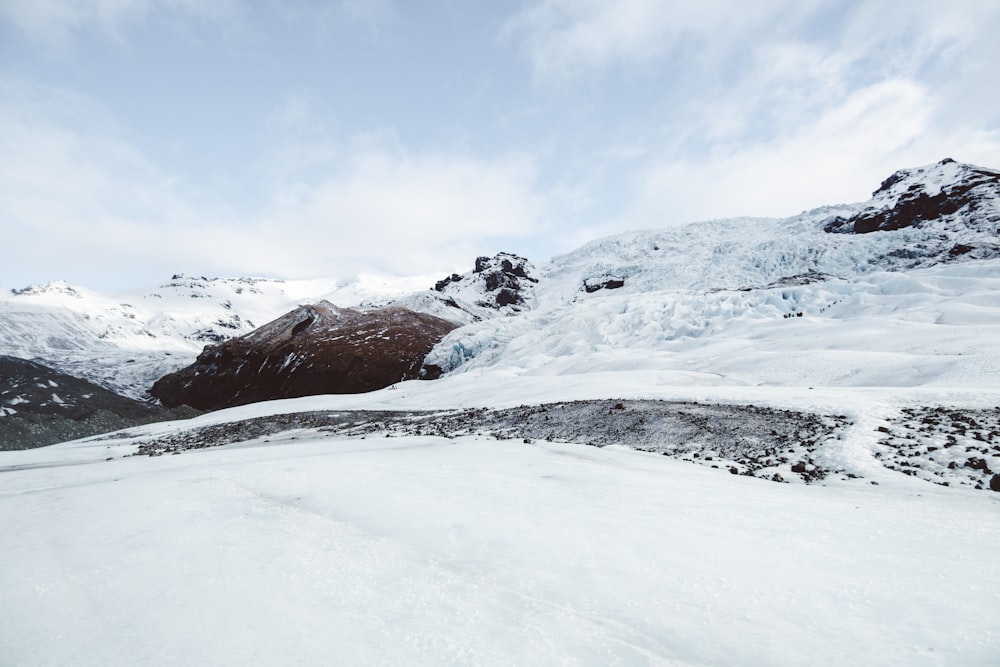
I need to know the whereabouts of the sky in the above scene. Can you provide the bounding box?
[1,0,999,291]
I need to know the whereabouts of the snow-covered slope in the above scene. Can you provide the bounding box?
[424,160,1000,386]
[3,159,998,401]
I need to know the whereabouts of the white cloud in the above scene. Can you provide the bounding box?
[0,0,237,45]
[619,79,1000,230]
[505,0,999,83]
[505,0,1000,239]
[503,0,826,82]
[257,147,544,278]
[0,81,546,289]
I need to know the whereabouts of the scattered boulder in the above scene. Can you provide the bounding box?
[583,276,626,293]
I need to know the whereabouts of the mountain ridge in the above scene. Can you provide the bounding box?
[1,158,998,408]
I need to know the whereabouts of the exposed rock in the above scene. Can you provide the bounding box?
[126,399,850,485]
[150,301,459,411]
[0,356,196,449]
[583,276,626,293]
[434,252,537,312]
[824,158,1000,235]
[948,244,975,257]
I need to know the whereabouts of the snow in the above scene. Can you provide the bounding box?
[1,160,999,663]
[1,420,997,666]
[425,259,1000,389]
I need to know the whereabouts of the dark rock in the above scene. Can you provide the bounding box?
[825,159,1000,235]
[150,301,459,411]
[420,364,444,380]
[0,356,197,449]
[583,276,626,293]
[434,252,537,312]
[434,273,463,292]
[948,244,974,257]
[964,457,993,474]
[990,474,1000,492]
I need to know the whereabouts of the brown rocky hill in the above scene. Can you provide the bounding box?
[150,301,459,411]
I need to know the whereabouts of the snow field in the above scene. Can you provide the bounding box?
[1,432,998,666]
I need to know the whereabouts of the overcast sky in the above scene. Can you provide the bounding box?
[2,0,999,290]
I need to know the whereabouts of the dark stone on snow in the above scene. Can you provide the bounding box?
[948,244,975,257]
[583,276,626,293]
[964,457,993,474]
[434,252,537,312]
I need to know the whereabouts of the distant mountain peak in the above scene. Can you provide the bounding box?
[9,280,82,298]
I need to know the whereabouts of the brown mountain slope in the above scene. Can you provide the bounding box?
[150,301,459,411]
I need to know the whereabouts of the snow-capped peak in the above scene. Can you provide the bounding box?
[825,158,1000,234]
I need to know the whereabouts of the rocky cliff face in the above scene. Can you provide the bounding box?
[434,252,538,313]
[0,356,195,449]
[150,301,459,411]
[824,158,1000,239]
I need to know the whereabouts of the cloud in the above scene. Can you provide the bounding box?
[0,0,238,45]
[257,146,544,278]
[617,79,1000,231]
[0,80,546,289]
[505,0,1000,237]
[503,0,824,82]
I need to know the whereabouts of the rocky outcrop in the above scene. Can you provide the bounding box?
[583,276,625,293]
[150,301,459,411]
[434,252,537,312]
[0,356,196,449]
[824,158,1000,235]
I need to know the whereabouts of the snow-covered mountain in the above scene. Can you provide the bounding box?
[2,158,998,404]
[0,274,441,399]
[2,159,1000,665]
[423,159,1000,386]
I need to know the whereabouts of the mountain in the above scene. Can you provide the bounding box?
[150,302,459,411]
[824,158,1000,239]
[0,356,196,449]
[433,252,538,313]
[423,159,1000,384]
[0,273,450,399]
[2,159,999,664]
[1,158,998,406]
